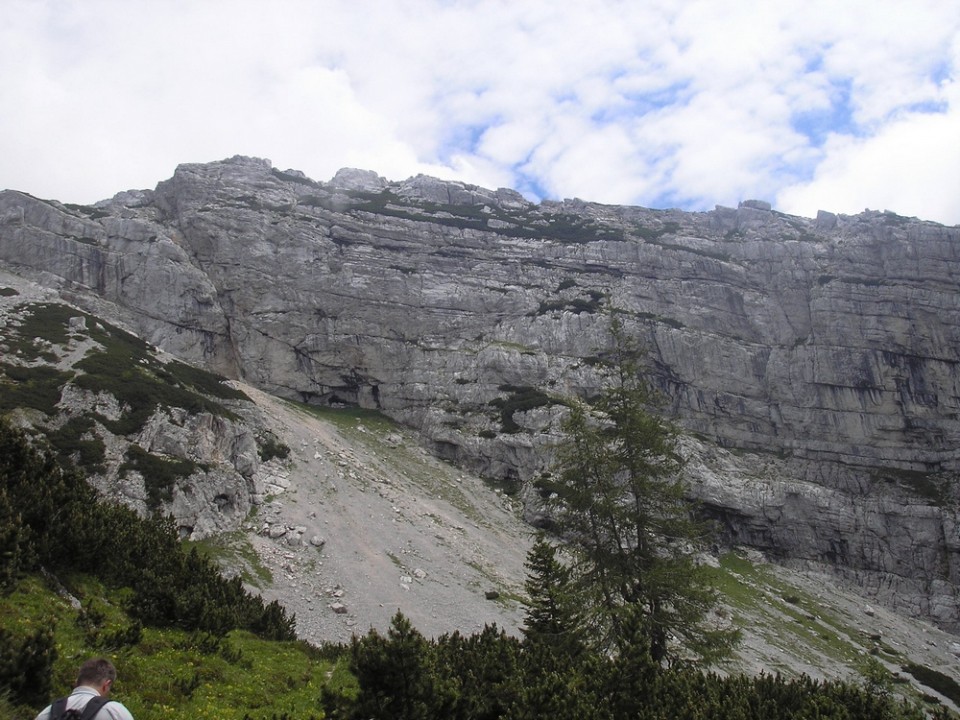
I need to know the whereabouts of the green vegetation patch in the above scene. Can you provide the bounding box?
[0,363,73,415]
[536,290,605,316]
[157,358,248,402]
[271,167,320,187]
[341,189,625,243]
[2,576,336,720]
[1,302,247,434]
[75,320,245,435]
[707,553,900,675]
[62,202,111,220]
[186,531,273,589]
[901,663,960,706]
[14,302,78,345]
[635,311,686,330]
[0,287,19,297]
[532,213,624,243]
[121,445,199,509]
[257,433,290,462]
[632,221,681,241]
[123,628,334,718]
[2,302,82,360]
[46,415,106,474]
[291,401,398,435]
[882,212,911,226]
[874,468,947,505]
[489,385,559,434]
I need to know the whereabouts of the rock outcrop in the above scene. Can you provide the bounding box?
[0,273,289,539]
[1,155,958,630]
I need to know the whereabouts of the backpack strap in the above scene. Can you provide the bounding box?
[49,698,69,720]
[79,696,111,720]
[48,695,111,720]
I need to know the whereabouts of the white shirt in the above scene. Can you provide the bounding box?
[34,686,134,720]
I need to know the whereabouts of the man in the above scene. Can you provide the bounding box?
[34,658,134,720]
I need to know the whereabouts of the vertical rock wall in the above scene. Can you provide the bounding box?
[1,155,958,629]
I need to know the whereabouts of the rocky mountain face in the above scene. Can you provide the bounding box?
[1,155,958,631]
[0,274,296,539]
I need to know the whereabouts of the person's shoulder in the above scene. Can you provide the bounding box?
[100,700,135,720]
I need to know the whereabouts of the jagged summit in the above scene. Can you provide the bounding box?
[92,155,933,231]
[328,167,388,192]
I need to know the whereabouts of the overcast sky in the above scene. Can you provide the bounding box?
[2,0,958,224]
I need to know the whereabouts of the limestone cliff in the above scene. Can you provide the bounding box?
[0,274,295,539]
[1,155,958,630]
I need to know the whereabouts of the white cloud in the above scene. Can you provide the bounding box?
[0,0,957,225]
[778,19,960,224]
[777,104,960,223]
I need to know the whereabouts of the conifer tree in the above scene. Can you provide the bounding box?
[520,534,584,661]
[349,611,446,720]
[0,625,56,707]
[0,486,28,592]
[548,315,738,664]
[435,625,522,720]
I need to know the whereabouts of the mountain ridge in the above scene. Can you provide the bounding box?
[1,155,958,634]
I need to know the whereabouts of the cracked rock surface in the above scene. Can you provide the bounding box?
[1,155,959,632]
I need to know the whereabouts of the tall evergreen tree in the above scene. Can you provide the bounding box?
[548,316,738,664]
[520,535,585,661]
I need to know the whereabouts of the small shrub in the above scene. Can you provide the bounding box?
[0,624,57,707]
[271,168,320,187]
[46,415,106,474]
[11,303,78,347]
[174,670,202,698]
[75,599,107,633]
[120,445,198,509]
[258,435,290,462]
[901,662,960,706]
[0,364,73,415]
[536,291,603,316]
[567,297,601,314]
[96,620,143,650]
[75,350,239,436]
[162,359,248,402]
[634,224,667,241]
[489,386,554,434]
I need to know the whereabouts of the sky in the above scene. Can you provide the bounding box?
[1,0,958,225]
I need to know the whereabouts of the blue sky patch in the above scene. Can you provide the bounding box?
[791,77,857,145]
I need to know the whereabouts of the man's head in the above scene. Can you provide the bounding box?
[75,658,117,697]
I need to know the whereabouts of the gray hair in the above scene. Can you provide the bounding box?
[76,658,117,687]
